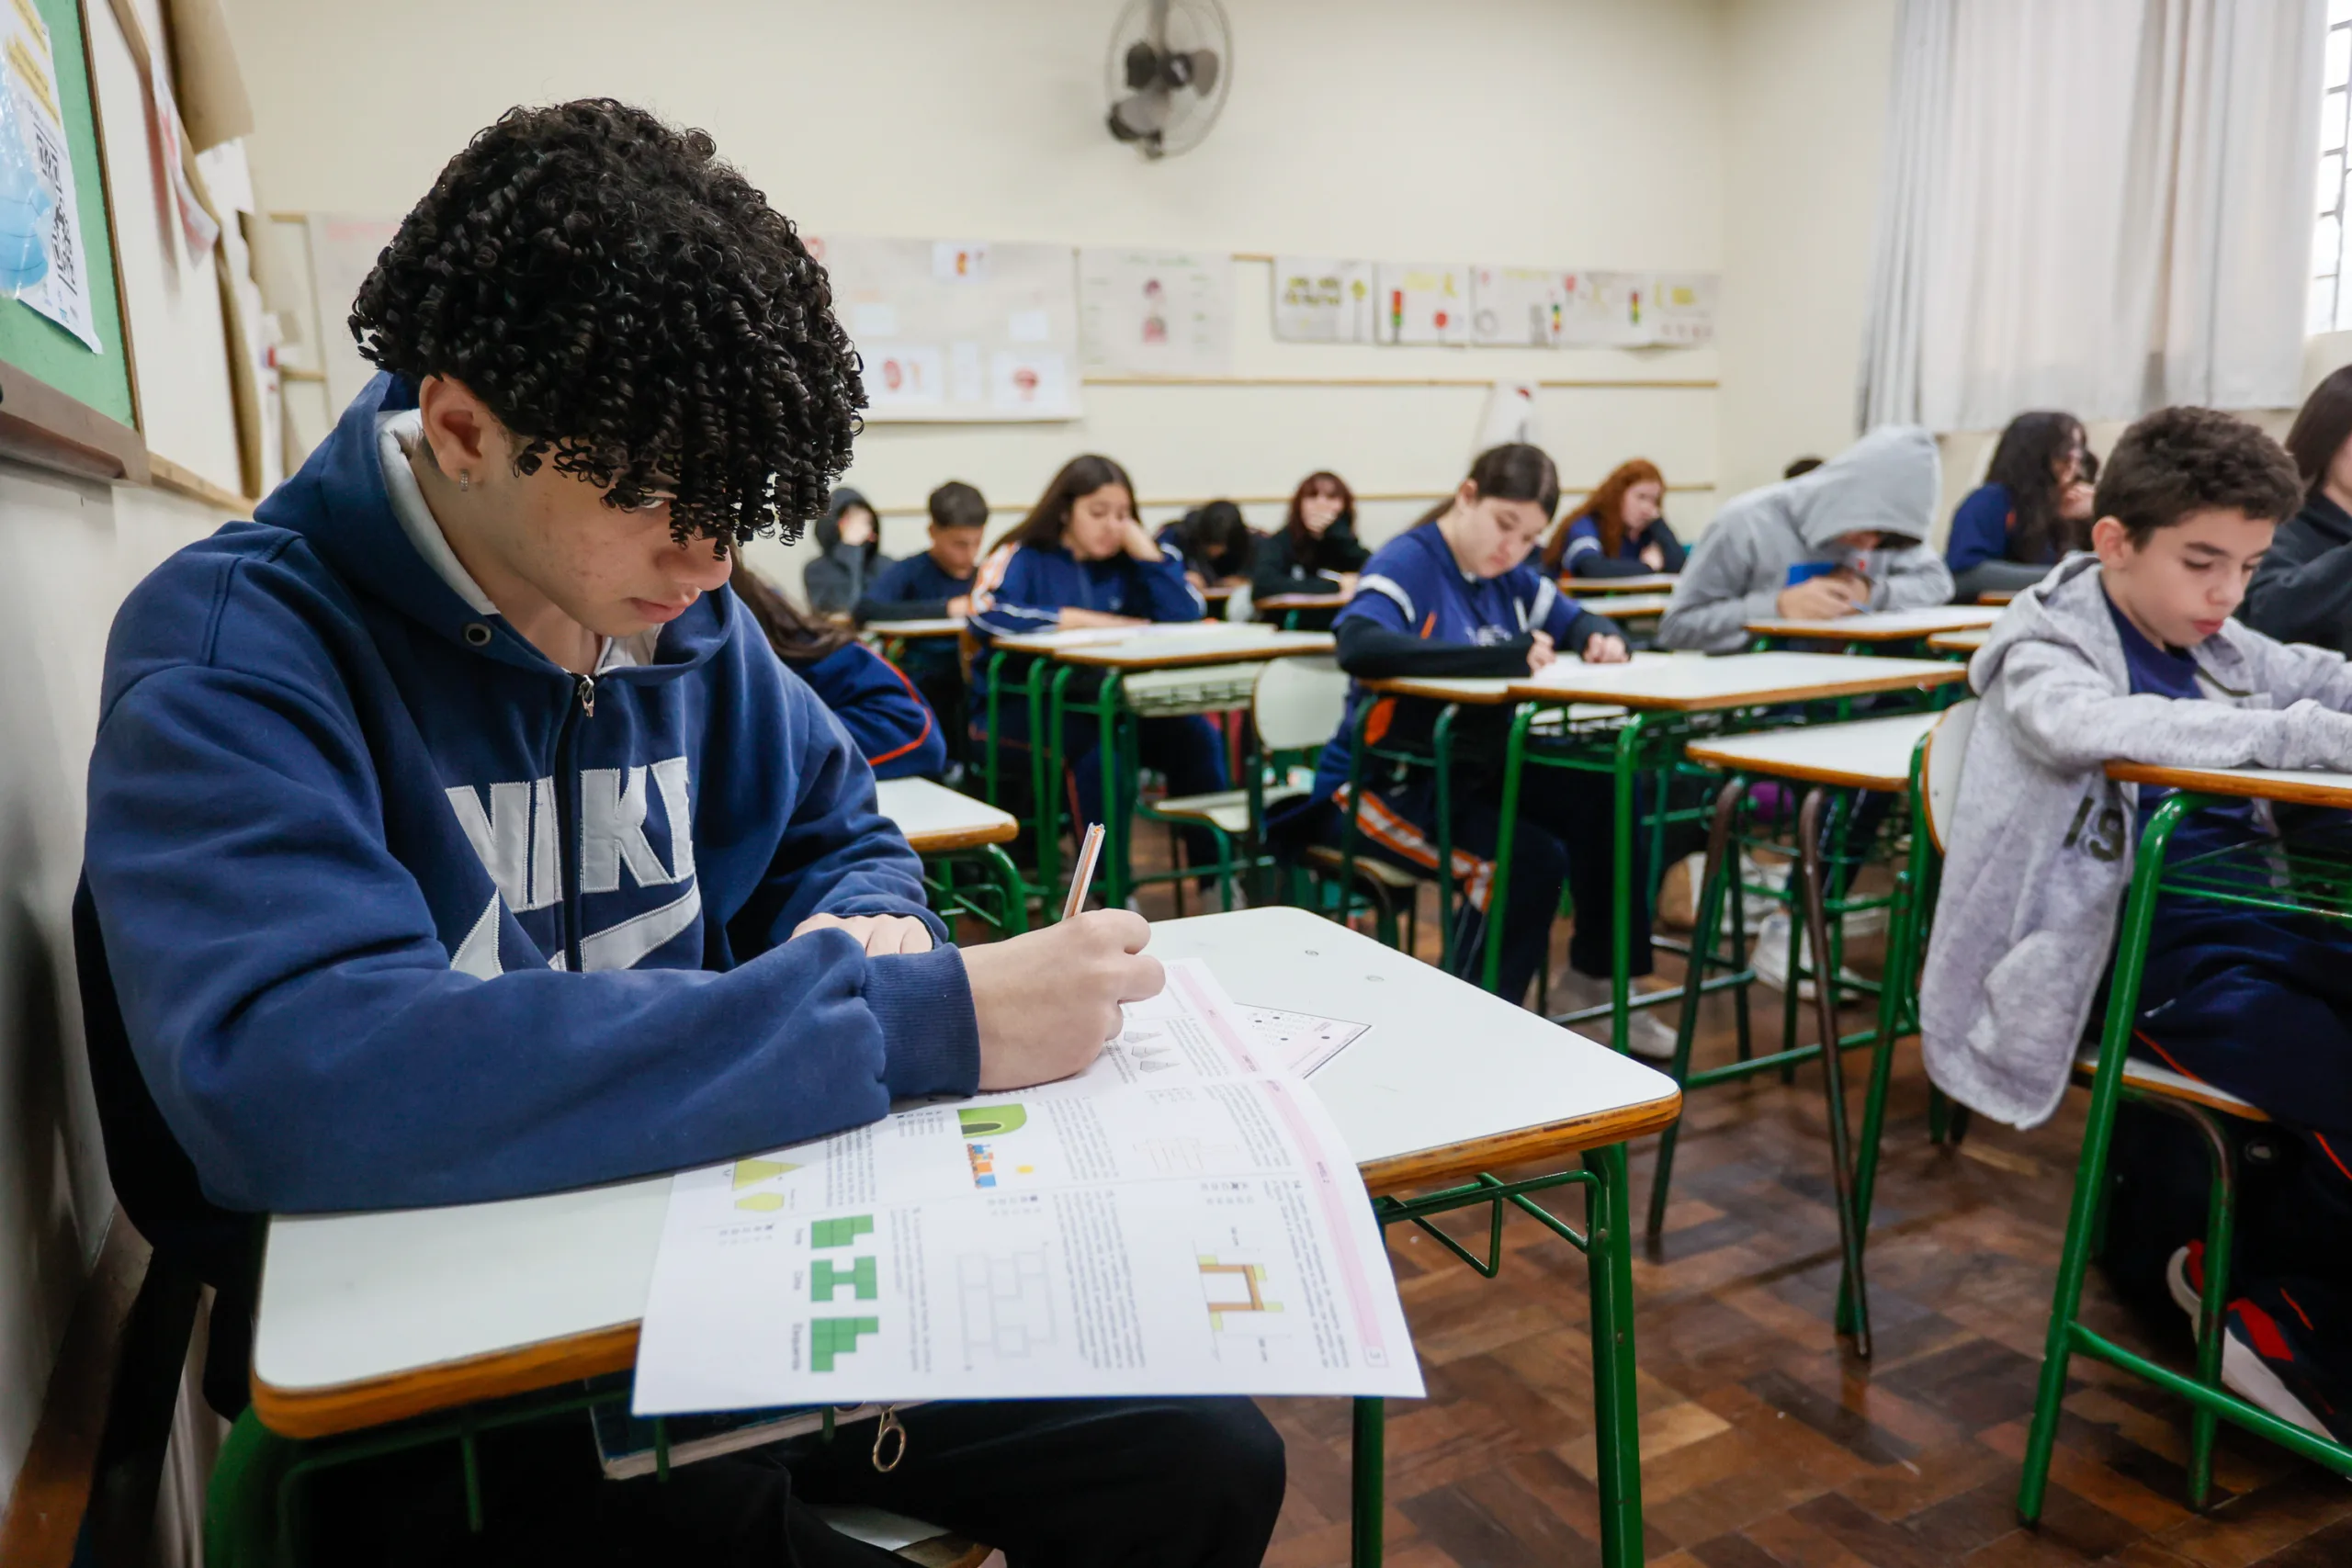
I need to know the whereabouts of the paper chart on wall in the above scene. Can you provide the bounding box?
[1650,273,1718,346]
[813,233,1080,423]
[1469,266,1568,348]
[0,0,99,350]
[1375,262,1470,346]
[631,960,1419,1414]
[1077,248,1233,376]
[1558,271,1656,348]
[1271,256,1376,344]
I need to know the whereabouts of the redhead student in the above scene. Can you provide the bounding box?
[1543,458,1686,580]
[737,570,945,780]
[1253,469,1370,627]
[1276,445,1668,1051]
[967,456,1228,869]
[1944,411,2095,602]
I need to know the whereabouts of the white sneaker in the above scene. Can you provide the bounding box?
[1553,971,1682,1060]
[1621,1008,1681,1062]
[1748,913,1866,1000]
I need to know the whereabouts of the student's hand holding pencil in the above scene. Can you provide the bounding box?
[963,910,1162,1090]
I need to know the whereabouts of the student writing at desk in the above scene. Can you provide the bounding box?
[967,457,1231,874]
[76,101,1282,1567]
[1272,444,1670,1052]
[856,479,989,767]
[1657,424,1951,653]
[1157,498,1259,590]
[1923,407,2352,1446]
[1252,468,1368,627]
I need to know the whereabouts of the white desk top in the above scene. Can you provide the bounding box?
[1045,628,1334,669]
[1505,649,1962,710]
[1928,627,1988,654]
[864,617,965,638]
[1682,712,1939,793]
[1745,605,2003,642]
[2106,760,2352,809]
[251,908,1676,1426]
[1584,592,1671,619]
[1563,573,1679,595]
[875,777,1017,852]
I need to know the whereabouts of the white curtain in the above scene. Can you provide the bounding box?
[1859,0,2324,432]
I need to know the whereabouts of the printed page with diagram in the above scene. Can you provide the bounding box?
[630,961,1419,1415]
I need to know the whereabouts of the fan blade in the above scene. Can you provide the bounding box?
[1185,49,1219,96]
[1124,39,1161,91]
[1110,91,1169,140]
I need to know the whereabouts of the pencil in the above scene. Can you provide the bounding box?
[1062,823,1106,922]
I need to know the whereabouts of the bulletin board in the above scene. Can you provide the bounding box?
[0,0,141,480]
[809,233,1080,423]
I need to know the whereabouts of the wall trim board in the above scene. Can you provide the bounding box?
[0,1218,146,1568]
[859,481,1718,518]
[149,452,256,513]
[0,362,149,483]
[1081,375,1717,390]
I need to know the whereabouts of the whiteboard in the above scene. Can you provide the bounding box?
[811,234,1080,423]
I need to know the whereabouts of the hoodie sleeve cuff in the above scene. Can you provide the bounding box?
[866,944,982,1100]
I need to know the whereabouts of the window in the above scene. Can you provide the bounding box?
[2312,0,2352,333]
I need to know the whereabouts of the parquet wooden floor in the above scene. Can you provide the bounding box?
[1122,868,2352,1567]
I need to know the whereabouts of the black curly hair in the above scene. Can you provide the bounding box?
[2096,406,2301,546]
[349,99,863,548]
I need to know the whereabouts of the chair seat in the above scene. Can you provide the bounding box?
[2072,1051,2270,1122]
[1153,784,1307,834]
[1303,843,1425,889]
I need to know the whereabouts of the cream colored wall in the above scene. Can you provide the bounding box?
[0,468,229,1515]
[220,0,1731,592]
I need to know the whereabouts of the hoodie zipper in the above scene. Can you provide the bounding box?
[553,673,596,971]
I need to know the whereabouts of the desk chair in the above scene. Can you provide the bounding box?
[1149,657,1341,912]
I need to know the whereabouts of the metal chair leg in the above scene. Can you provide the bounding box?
[1800,787,1871,1359]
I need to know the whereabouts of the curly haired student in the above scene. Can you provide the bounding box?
[77,101,1279,1566]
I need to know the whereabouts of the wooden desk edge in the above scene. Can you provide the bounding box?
[1507,666,1966,710]
[1050,642,1330,670]
[2104,761,2352,809]
[249,1087,1682,1438]
[1747,623,1984,643]
[901,821,1019,852]
[1679,745,1912,794]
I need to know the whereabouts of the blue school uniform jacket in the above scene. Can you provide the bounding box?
[797,642,946,780]
[858,551,974,625]
[965,539,1205,703]
[1944,482,2046,573]
[1309,521,1612,798]
[81,373,978,1216]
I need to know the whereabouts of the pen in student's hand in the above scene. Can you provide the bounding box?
[1063,823,1106,923]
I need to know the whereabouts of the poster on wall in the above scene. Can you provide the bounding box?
[1077,248,1233,376]
[1272,255,1376,344]
[813,234,1080,422]
[1558,270,1657,348]
[0,0,100,351]
[1468,265,1567,348]
[1374,261,1470,346]
[1650,273,1719,346]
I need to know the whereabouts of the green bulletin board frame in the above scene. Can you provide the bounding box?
[0,0,143,479]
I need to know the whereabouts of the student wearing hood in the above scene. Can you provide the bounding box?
[803,486,890,615]
[1657,426,1951,654]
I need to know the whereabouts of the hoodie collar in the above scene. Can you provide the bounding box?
[257,373,731,680]
[1973,551,2255,697]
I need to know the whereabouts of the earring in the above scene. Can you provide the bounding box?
[456,472,472,491]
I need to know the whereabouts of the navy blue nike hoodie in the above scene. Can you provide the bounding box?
[83,374,979,1215]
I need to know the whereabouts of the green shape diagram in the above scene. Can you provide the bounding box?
[811,1215,874,1248]
[811,1256,878,1303]
[957,1105,1026,1138]
[810,1316,880,1371]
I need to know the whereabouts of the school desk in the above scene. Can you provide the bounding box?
[1562,572,1679,595]
[1673,712,1940,1357]
[1483,653,1964,1055]
[1927,626,1987,656]
[1743,604,2002,645]
[863,617,965,641]
[1584,591,1671,625]
[989,625,1335,908]
[243,908,1680,1568]
[1977,588,2018,605]
[1254,591,1347,628]
[876,777,1026,938]
[2015,761,2352,1522]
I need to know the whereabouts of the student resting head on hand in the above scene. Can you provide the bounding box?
[1543,458,1686,581]
[1944,410,2093,603]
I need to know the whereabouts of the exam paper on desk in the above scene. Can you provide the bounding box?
[631,960,1419,1414]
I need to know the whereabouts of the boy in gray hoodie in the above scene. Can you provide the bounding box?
[1922,406,2352,1445]
[1657,424,1954,655]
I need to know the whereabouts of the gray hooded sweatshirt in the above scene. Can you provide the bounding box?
[1658,425,1953,653]
[1919,552,2352,1129]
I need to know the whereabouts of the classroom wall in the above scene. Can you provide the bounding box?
[0,465,229,1521]
[220,0,1732,592]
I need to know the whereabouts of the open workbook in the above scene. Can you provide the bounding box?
[630,959,1419,1416]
